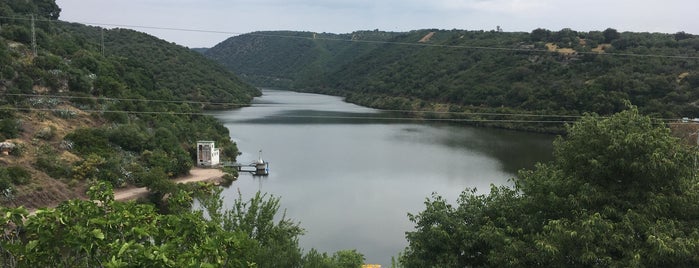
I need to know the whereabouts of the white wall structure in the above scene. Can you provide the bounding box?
[196,141,220,167]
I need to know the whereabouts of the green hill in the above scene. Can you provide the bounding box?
[0,0,259,208]
[205,30,401,88]
[206,29,699,131]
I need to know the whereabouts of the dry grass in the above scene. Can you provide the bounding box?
[545,43,577,55]
[0,104,101,210]
[592,44,612,53]
[669,122,699,146]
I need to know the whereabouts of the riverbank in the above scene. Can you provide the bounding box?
[23,167,225,215]
[113,167,225,201]
[279,88,571,134]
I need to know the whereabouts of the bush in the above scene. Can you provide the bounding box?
[0,168,11,192]
[6,166,30,185]
[64,128,112,155]
[0,118,20,139]
[35,126,56,140]
[220,173,237,188]
[52,109,77,119]
[9,143,25,156]
[34,145,71,179]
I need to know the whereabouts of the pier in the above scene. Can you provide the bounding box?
[221,150,269,176]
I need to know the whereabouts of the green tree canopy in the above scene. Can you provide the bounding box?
[0,182,366,267]
[401,107,699,267]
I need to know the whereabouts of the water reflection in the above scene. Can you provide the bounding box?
[211,89,553,266]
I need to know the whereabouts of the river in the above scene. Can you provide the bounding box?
[210,89,553,266]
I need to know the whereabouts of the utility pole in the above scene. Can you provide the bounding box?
[31,14,37,57]
[101,28,105,56]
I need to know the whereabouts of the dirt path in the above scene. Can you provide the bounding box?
[418,32,435,43]
[26,167,225,215]
[113,167,225,201]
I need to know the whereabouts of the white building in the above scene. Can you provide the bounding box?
[196,141,220,167]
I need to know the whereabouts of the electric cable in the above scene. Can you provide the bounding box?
[1,15,697,60]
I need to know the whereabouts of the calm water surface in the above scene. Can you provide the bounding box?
[210,89,553,265]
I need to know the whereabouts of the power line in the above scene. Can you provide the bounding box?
[30,14,37,56]
[1,93,683,122]
[0,106,577,124]
[0,93,610,120]
[0,100,680,125]
[0,15,690,124]
[1,105,679,124]
[1,15,697,60]
[1,93,252,107]
[70,21,699,60]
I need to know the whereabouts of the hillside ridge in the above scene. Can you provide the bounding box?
[0,1,257,209]
[205,28,699,132]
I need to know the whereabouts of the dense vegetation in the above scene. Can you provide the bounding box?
[0,1,367,266]
[3,1,698,266]
[0,182,365,267]
[205,30,401,89]
[0,0,259,205]
[206,29,699,132]
[400,107,699,267]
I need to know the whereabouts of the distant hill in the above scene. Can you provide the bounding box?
[205,30,401,89]
[56,23,258,106]
[205,29,699,129]
[0,0,258,208]
[191,47,209,54]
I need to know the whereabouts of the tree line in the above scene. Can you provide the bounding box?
[206,28,699,132]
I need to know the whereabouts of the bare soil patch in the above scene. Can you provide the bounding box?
[418,32,435,43]
[592,44,612,53]
[545,43,577,55]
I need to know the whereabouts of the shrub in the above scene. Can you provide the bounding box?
[35,125,56,140]
[6,166,30,185]
[34,145,71,179]
[0,118,20,139]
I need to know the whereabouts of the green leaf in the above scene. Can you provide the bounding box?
[26,240,38,251]
[118,242,130,257]
[92,228,105,240]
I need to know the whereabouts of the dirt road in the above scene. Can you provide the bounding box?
[113,167,225,201]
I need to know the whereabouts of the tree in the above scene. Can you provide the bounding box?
[301,248,366,268]
[35,0,61,19]
[201,189,306,267]
[675,31,692,41]
[332,249,366,268]
[0,182,259,267]
[603,28,621,43]
[0,182,366,267]
[401,107,699,267]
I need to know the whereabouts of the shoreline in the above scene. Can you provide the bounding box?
[113,167,225,201]
[26,167,225,214]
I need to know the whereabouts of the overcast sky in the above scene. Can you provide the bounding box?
[55,0,698,48]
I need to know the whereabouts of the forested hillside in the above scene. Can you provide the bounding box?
[205,30,401,88]
[0,0,259,208]
[207,29,699,131]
